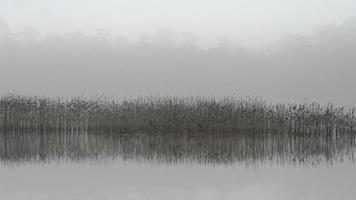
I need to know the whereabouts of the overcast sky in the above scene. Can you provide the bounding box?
[0,0,356,106]
[1,0,356,48]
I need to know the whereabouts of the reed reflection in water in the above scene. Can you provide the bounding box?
[1,131,355,165]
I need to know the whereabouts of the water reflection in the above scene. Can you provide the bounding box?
[1,131,356,200]
[0,161,355,200]
[1,131,355,165]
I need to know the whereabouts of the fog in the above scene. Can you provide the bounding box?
[1,13,356,106]
[1,0,356,48]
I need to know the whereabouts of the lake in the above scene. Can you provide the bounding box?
[1,132,356,200]
[0,160,355,200]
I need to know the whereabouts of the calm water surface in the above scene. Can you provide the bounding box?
[0,161,355,200]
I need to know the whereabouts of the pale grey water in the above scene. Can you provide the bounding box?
[1,161,355,200]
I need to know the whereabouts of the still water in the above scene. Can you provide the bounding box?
[0,160,355,200]
[1,131,356,200]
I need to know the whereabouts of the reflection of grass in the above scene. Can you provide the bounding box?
[0,132,355,165]
[1,94,355,135]
[0,94,355,164]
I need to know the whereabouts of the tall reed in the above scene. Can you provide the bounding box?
[1,94,356,164]
[0,94,355,135]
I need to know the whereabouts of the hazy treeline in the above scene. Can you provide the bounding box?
[1,19,356,104]
[1,94,355,135]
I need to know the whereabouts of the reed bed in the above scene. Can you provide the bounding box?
[0,94,356,164]
[1,94,355,135]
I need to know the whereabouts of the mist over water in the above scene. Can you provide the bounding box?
[1,1,356,199]
[0,17,356,106]
[1,158,356,200]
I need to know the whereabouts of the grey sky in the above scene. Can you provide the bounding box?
[0,0,355,48]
